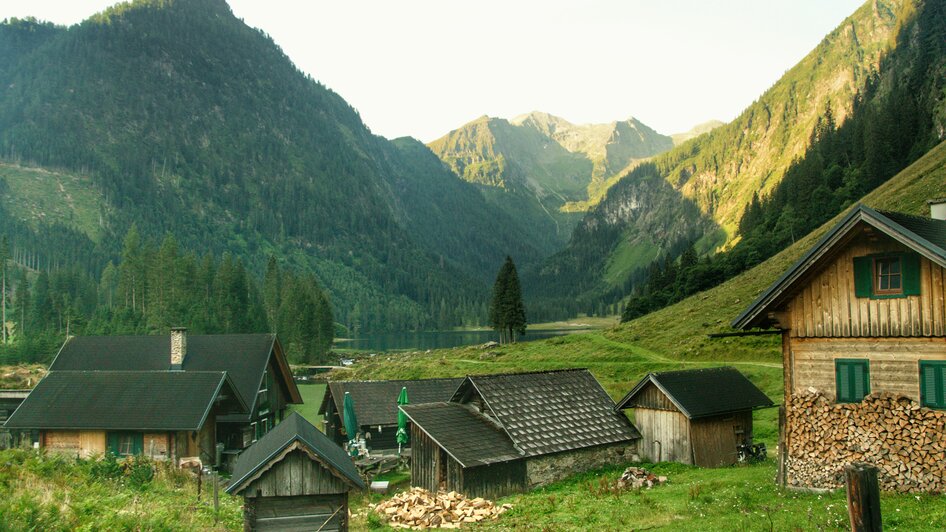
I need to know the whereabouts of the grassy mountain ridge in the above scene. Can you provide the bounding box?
[529,0,946,318]
[427,112,674,248]
[0,0,546,331]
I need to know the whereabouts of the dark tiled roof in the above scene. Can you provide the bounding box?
[49,333,299,418]
[879,210,946,251]
[734,205,946,329]
[400,402,522,467]
[4,371,245,430]
[322,378,463,427]
[616,367,773,419]
[456,369,640,457]
[227,412,364,494]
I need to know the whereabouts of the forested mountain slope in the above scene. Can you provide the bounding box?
[528,0,946,320]
[428,112,673,247]
[0,0,544,332]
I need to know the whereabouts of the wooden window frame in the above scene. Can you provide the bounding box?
[835,358,870,403]
[873,255,903,296]
[920,361,946,410]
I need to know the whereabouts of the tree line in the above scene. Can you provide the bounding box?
[0,225,334,365]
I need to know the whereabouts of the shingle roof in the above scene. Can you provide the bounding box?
[399,402,522,467]
[227,412,365,494]
[454,369,640,457]
[615,367,774,419]
[321,378,463,427]
[733,205,946,330]
[4,371,245,430]
[49,333,301,418]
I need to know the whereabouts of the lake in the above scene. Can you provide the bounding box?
[335,328,593,352]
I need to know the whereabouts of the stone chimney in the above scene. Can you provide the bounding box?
[170,327,187,370]
[929,198,946,221]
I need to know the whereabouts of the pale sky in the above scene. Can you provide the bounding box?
[4,0,865,142]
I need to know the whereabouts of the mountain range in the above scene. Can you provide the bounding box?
[0,0,944,334]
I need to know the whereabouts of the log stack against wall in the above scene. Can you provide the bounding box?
[787,390,946,493]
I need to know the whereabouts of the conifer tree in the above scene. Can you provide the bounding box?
[489,256,527,344]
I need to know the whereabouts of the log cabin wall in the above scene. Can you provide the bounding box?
[789,337,946,400]
[787,235,946,339]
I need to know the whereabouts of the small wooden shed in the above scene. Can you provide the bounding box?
[226,412,365,531]
[616,367,773,467]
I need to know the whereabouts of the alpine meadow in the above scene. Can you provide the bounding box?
[1,0,946,530]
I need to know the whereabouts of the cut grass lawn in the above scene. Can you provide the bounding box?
[288,382,326,427]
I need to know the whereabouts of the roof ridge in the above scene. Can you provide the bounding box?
[466,368,589,380]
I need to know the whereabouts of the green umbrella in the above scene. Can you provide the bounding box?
[343,391,359,456]
[396,386,409,453]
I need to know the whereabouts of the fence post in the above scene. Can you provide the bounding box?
[845,462,882,532]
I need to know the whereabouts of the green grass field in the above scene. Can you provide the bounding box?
[289,383,326,427]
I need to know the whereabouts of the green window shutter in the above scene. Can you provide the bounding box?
[920,361,946,409]
[853,257,873,298]
[132,433,144,455]
[836,359,870,403]
[902,252,921,296]
[106,432,120,455]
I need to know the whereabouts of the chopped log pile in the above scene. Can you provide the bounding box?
[374,487,512,529]
[616,466,667,490]
[787,390,946,493]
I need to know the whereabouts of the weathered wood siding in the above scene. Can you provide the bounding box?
[788,235,946,338]
[789,337,946,400]
[625,382,679,411]
[634,408,690,464]
[43,430,79,453]
[78,431,105,457]
[689,411,753,467]
[410,424,440,492]
[243,449,349,497]
[461,461,526,500]
[245,494,347,532]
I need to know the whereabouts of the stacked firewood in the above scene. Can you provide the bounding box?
[374,487,512,529]
[786,389,946,492]
[616,466,667,489]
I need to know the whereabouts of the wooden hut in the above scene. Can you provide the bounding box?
[615,367,773,467]
[319,378,462,451]
[401,369,640,499]
[733,203,946,491]
[226,412,365,531]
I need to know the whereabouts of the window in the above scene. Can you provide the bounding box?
[836,359,870,403]
[874,256,902,294]
[106,431,143,456]
[920,361,946,409]
[853,252,920,299]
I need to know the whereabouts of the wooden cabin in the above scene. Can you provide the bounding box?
[3,329,302,468]
[319,378,462,451]
[227,412,365,532]
[4,370,246,463]
[400,369,640,500]
[615,367,773,467]
[733,203,946,492]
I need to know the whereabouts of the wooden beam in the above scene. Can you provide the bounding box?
[707,330,783,338]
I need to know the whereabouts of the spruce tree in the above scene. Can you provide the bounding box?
[489,256,527,344]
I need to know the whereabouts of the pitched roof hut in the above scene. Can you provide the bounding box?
[615,367,773,467]
[401,369,640,499]
[227,412,365,531]
[319,378,462,450]
[733,203,946,491]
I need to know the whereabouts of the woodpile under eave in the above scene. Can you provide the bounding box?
[787,390,946,493]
